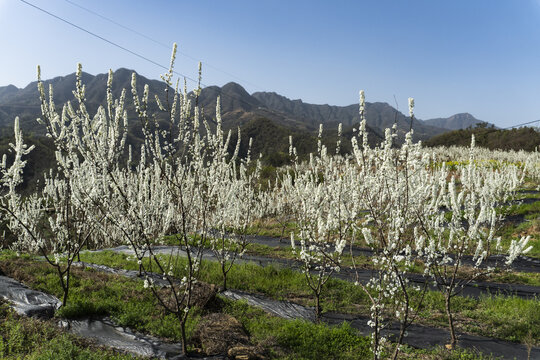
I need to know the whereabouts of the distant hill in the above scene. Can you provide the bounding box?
[425,126,540,151]
[0,132,56,193]
[0,69,453,143]
[0,68,168,135]
[251,91,448,141]
[0,84,18,100]
[230,117,384,167]
[423,113,492,130]
[0,68,512,163]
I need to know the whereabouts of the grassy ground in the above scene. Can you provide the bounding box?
[0,299,138,360]
[75,250,540,346]
[499,201,540,259]
[158,232,540,287]
[0,252,372,359]
[159,185,540,289]
[239,184,540,260]
[241,242,540,287]
[1,250,531,359]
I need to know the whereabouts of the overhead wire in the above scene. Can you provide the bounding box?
[63,0,171,49]
[11,0,540,134]
[18,0,277,121]
[62,0,266,92]
[19,0,197,84]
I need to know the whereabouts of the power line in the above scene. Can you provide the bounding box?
[63,0,170,49]
[18,0,270,117]
[12,1,540,134]
[502,119,540,130]
[20,0,197,83]
[65,0,171,49]
[62,0,265,92]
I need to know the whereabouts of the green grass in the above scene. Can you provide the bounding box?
[462,295,540,344]
[0,251,192,342]
[241,242,540,287]
[75,249,540,345]
[223,299,372,360]
[419,290,540,347]
[0,264,506,360]
[79,249,369,308]
[0,252,377,359]
[0,299,138,360]
[500,226,540,259]
[155,229,540,287]
[498,199,540,259]
[400,345,502,360]
[2,250,536,358]
[486,268,540,287]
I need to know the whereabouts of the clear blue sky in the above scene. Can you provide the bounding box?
[1,0,540,127]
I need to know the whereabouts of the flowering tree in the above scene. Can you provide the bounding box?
[415,135,532,348]
[60,44,259,354]
[282,124,358,321]
[1,46,215,353]
[349,94,432,359]
[207,115,267,290]
[103,49,216,354]
[348,93,534,356]
[265,139,297,243]
[0,67,110,306]
[0,118,35,245]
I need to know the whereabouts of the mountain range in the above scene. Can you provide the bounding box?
[424,113,488,130]
[0,68,489,141]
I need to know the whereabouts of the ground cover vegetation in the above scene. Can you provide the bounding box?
[0,250,530,359]
[0,298,139,360]
[0,45,539,359]
[73,250,539,345]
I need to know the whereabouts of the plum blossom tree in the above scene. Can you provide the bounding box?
[350,93,533,355]
[0,66,111,306]
[60,44,259,354]
[282,124,359,321]
[349,94,432,359]
[207,113,267,290]
[100,48,224,353]
[414,135,531,348]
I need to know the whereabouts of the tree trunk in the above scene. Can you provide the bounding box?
[315,293,321,322]
[373,316,380,360]
[58,266,70,307]
[392,290,410,359]
[180,318,187,356]
[392,323,406,359]
[445,294,457,348]
[61,272,70,307]
[62,287,69,307]
[222,262,227,291]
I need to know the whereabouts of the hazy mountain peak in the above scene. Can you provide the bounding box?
[0,85,20,102]
[221,81,249,94]
[424,112,490,130]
